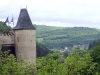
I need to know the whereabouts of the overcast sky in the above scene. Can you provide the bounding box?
[1,0,100,28]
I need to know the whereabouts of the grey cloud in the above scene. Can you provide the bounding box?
[1,0,100,28]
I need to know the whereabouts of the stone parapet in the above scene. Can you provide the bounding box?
[0,31,14,45]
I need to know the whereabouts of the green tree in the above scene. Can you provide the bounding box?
[0,21,12,32]
[90,45,100,72]
[64,52,97,75]
[0,44,99,75]
[37,53,62,75]
[37,49,98,75]
[63,51,69,58]
[90,45,100,63]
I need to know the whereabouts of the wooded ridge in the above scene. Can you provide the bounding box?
[35,25,100,49]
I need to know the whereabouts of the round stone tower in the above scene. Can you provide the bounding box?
[13,8,36,63]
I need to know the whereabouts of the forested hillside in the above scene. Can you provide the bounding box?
[88,38,100,50]
[0,21,11,32]
[35,25,100,49]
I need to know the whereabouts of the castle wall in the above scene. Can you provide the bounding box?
[0,33,14,45]
[14,30,36,63]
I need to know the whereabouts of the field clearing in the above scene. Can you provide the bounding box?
[37,38,43,43]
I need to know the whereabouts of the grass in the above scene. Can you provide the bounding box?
[37,38,43,43]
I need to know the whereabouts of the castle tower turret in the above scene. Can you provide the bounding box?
[13,8,36,63]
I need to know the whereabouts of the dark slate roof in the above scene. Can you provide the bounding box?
[13,8,35,30]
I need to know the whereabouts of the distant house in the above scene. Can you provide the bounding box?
[65,46,68,50]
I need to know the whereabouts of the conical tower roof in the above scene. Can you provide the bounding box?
[13,8,35,30]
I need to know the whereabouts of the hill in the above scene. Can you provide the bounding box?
[35,25,100,49]
[88,38,100,50]
[36,42,50,57]
[0,21,11,32]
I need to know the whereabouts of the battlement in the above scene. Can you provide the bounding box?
[0,31,14,45]
[0,31,14,36]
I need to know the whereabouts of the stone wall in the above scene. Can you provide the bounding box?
[0,32,14,45]
[14,30,36,62]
